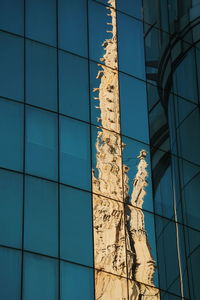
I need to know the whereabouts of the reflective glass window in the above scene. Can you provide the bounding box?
[155,217,181,296]
[26,41,57,111]
[173,49,198,103]
[23,253,58,300]
[26,0,56,46]
[0,32,24,101]
[24,176,58,257]
[26,107,58,180]
[58,0,88,57]
[60,185,93,266]
[122,136,153,212]
[0,0,24,35]
[0,170,23,248]
[117,13,145,79]
[60,261,94,300]
[119,73,149,143]
[188,248,200,300]
[59,51,89,121]
[0,247,21,300]
[183,172,200,231]
[0,99,24,171]
[88,1,112,64]
[177,108,200,165]
[117,0,142,19]
[60,117,91,190]
[91,126,124,202]
[125,206,158,285]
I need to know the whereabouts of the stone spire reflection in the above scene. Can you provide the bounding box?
[92,1,160,299]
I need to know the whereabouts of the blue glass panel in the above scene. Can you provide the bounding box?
[59,51,89,121]
[177,108,200,165]
[122,137,153,212]
[155,217,181,296]
[0,170,22,248]
[0,247,21,300]
[119,73,149,143]
[88,1,110,63]
[0,0,24,35]
[117,13,145,79]
[60,117,91,190]
[183,173,200,231]
[26,0,56,46]
[173,50,198,103]
[0,99,23,170]
[26,107,58,180]
[23,253,58,300]
[60,185,93,266]
[24,176,58,257]
[117,0,142,19]
[0,32,24,101]
[60,261,94,300]
[26,41,57,111]
[58,0,88,57]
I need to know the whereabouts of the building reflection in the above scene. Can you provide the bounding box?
[92,0,160,299]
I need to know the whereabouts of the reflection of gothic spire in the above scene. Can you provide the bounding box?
[92,1,160,299]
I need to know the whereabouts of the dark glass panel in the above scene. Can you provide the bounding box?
[155,216,181,296]
[23,253,58,300]
[117,13,145,78]
[88,0,110,64]
[0,0,24,35]
[117,0,142,19]
[0,99,24,171]
[0,247,21,300]
[26,0,56,46]
[24,176,58,257]
[60,261,94,300]
[119,73,149,143]
[58,0,88,57]
[0,170,23,248]
[59,51,89,121]
[60,185,93,266]
[0,32,24,101]
[60,116,91,190]
[26,41,57,111]
[26,107,58,180]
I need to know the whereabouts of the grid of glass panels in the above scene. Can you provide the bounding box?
[0,0,199,299]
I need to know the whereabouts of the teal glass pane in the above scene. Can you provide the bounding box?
[60,185,93,266]
[119,73,149,143]
[0,247,21,300]
[24,176,58,257]
[117,13,145,79]
[117,0,142,19]
[58,0,88,57]
[177,108,200,165]
[183,173,200,231]
[88,1,110,64]
[60,117,91,190]
[26,40,57,111]
[23,253,58,300]
[0,32,24,101]
[0,170,23,248]
[26,0,56,46]
[173,50,198,103]
[26,107,58,180]
[122,136,153,212]
[59,51,89,121]
[0,99,24,171]
[0,0,24,35]
[60,261,94,300]
[155,217,181,296]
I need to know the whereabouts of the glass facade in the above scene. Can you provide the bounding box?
[0,1,199,300]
